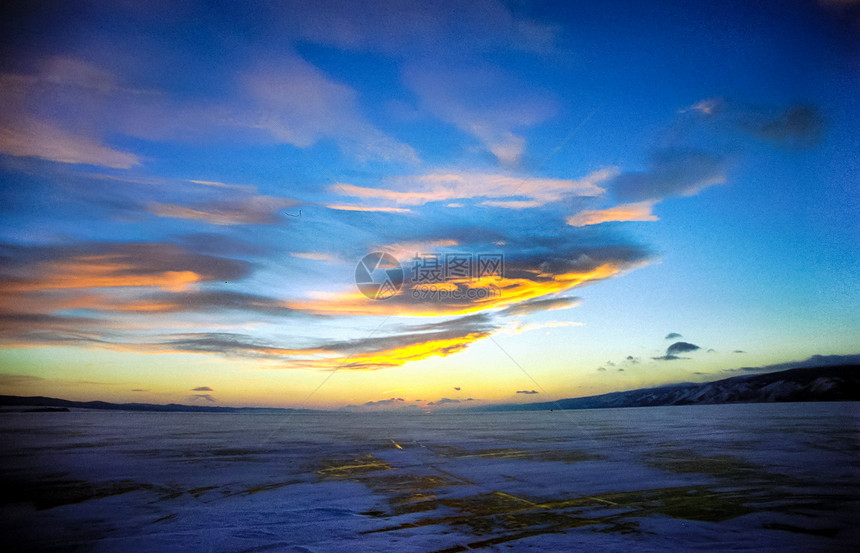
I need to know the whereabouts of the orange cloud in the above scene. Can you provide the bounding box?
[0,289,104,314]
[5,260,201,292]
[567,201,659,227]
[287,330,492,371]
[0,239,649,373]
[151,318,496,371]
[1,242,250,297]
[285,262,628,317]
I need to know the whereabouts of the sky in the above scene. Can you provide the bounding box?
[0,0,857,409]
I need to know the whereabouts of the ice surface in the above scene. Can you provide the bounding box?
[1,403,858,552]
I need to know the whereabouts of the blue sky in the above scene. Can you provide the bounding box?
[0,0,857,408]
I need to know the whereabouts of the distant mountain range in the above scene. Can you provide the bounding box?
[1,364,857,414]
[0,396,311,414]
[477,364,860,412]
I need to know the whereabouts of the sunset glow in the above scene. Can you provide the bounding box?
[0,0,857,410]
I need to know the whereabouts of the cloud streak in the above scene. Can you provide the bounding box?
[286,256,642,317]
[0,242,251,293]
[403,63,557,165]
[499,297,582,316]
[334,169,609,208]
[149,195,299,226]
[609,151,727,204]
[279,0,558,56]
[567,201,659,227]
[245,56,419,162]
[685,98,826,150]
[0,60,141,168]
[158,315,496,371]
[0,51,419,170]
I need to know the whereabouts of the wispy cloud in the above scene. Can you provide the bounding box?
[380,239,459,261]
[0,312,115,348]
[743,105,826,148]
[0,50,419,169]
[0,241,268,348]
[504,320,583,334]
[95,290,295,316]
[0,374,44,386]
[726,353,860,374]
[290,252,339,262]
[325,205,412,213]
[91,314,493,372]
[565,100,821,231]
[0,242,251,293]
[0,118,140,169]
[567,201,658,227]
[245,56,419,162]
[0,59,141,168]
[499,297,582,316]
[403,64,556,165]
[280,0,558,55]
[149,195,298,226]
[609,151,727,203]
[334,169,610,208]
[159,316,496,371]
[684,98,826,150]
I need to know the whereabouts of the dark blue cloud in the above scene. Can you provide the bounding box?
[609,151,726,203]
[667,342,701,355]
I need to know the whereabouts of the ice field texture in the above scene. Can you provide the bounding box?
[2,403,858,552]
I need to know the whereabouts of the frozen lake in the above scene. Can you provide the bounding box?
[1,403,858,552]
